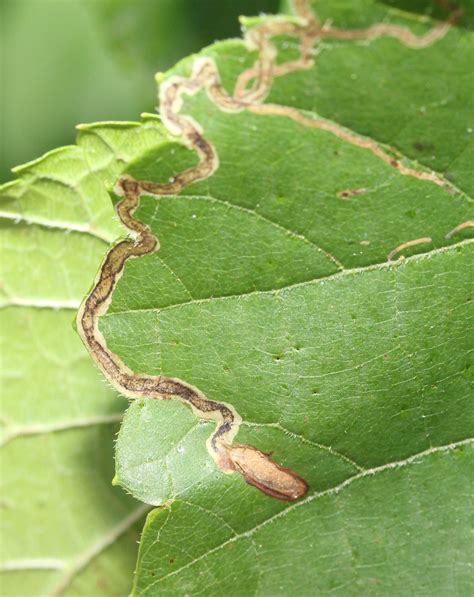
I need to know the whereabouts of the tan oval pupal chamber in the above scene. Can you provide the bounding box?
[224,444,309,501]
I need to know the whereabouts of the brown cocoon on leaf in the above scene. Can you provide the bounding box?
[223,443,309,501]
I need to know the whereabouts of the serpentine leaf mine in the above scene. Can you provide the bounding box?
[77,0,460,501]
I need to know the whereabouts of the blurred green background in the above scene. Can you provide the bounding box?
[0,0,279,183]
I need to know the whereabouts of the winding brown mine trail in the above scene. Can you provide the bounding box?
[77,0,459,501]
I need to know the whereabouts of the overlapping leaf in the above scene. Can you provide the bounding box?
[0,117,172,595]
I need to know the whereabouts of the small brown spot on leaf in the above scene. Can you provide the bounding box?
[337,187,367,198]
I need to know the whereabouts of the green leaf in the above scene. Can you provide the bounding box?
[0,117,172,595]
[97,0,471,593]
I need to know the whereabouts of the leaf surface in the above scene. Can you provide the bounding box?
[99,1,473,593]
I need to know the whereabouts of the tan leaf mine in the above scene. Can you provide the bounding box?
[77,0,460,501]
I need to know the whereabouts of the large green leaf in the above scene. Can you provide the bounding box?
[95,0,472,593]
[0,117,173,595]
